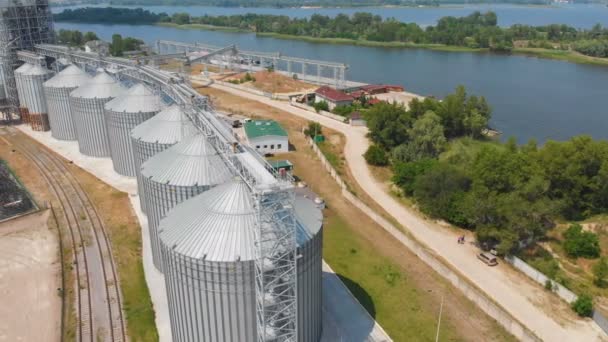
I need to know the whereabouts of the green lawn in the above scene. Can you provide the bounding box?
[322,211,462,342]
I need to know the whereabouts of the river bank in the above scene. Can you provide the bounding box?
[157,22,608,67]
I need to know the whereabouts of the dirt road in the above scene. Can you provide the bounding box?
[210,82,606,341]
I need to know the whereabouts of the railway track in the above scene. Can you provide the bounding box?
[7,130,126,342]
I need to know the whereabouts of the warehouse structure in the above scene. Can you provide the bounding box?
[131,104,198,212]
[141,134,232,272]
[244,120,289,155]
[105,83,162,176]
[159,180,323,342]
[70,71,125,157]
[43,64,91,140]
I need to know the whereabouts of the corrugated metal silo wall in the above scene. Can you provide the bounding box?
[297,228,324,342]
[161,250,257,342]
[160,229,323,342]
[143,178,210,272]
[70,96,113,157]
[14,69,29,122]
[23,71,52,131]
[44,85,78,140]
[106,109,158,177]
[131,138,172,214]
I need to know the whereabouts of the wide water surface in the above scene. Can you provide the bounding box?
[52,4,608,28]
[55,21,608,143]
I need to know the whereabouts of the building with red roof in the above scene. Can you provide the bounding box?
[314,86,354,109]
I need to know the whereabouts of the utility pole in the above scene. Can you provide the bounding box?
[435,294,444,342]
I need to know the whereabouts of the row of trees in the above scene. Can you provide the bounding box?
[56,29,99,46]
[70,0,554,7]
[54,8,608,57]
[364,86,608,254]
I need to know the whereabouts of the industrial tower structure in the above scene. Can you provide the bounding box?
[0,0,54,122]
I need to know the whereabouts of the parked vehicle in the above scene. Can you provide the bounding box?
[478,252,498,266]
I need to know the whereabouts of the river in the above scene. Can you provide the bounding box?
[54,18,608,143]
[51,3,608,28]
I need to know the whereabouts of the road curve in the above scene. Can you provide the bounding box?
[209,83,606,342]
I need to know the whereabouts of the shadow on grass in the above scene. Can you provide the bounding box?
[336,274,376,319]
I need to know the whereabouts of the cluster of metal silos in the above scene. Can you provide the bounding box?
[13,63,32,124]
[43,65,91,140]
[159,181,323,342]
[70,71,125,157]
[104,84,162,176]
[21,64,52,131]
[140,133,232,272]
[130,104,198,213]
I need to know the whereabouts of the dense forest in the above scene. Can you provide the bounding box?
[54,8,608,57]
[362,87,608,255]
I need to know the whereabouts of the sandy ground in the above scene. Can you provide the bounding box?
[223,70,315,94]
[207,82,608,342]
[374,91,425,109]
[17,126,392,342]
[0,210,61,342]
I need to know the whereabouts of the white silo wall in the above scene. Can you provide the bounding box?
[44,65,91,140]
[14,63,33,122]
[104,84,162,176]
[130,104,198,213]
[158,182,323,342]
[140,133,232,272]
[69,72,125,157]
[22,64,52,131]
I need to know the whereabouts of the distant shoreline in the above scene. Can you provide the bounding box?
[156,23,608,67]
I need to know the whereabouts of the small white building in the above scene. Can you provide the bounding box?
[84,40,110,56]
[244,120,288,155]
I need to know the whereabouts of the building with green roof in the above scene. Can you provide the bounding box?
[244,120,288,154]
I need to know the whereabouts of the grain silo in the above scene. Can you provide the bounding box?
[104,83,162,176]
[14,63,32,124]
[141,133,232,271]
[22,64,52,131]
[70,71,125,157]
[130,104,198,213]
[159,181,323,342]
[43,64,91,140]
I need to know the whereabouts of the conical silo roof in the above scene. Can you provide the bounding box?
[15,63,32,75]
[24,64,51,77]
[44,65,90,88]
[131,104,198,145]
[141,133,231,186]
[105,83,162,113]
[70,71,123,99]
[159,180,257,261]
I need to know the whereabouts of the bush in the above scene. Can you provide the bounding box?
[593,257,608,288]
[544,279,554,291]
[571,294,594,317]
[364,145,388,166]
[563,224,601,259]
[304,121,322,138]
[313,101,329,113]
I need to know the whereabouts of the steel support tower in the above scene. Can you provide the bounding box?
[0,0,54,122]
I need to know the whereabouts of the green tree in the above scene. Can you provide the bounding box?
[392,159,437,195]
[563,224,600,259]
[83,31,99,42]
[571,294,594,317]
[312,101,329,113]
[404,111,446,162]
[593,257,608,288]
[364,145,388,166]
[110,34,124,56]
[364,102,411,149]
[304,121,322,138]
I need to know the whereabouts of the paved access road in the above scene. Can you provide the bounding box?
[210,83,606,342]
